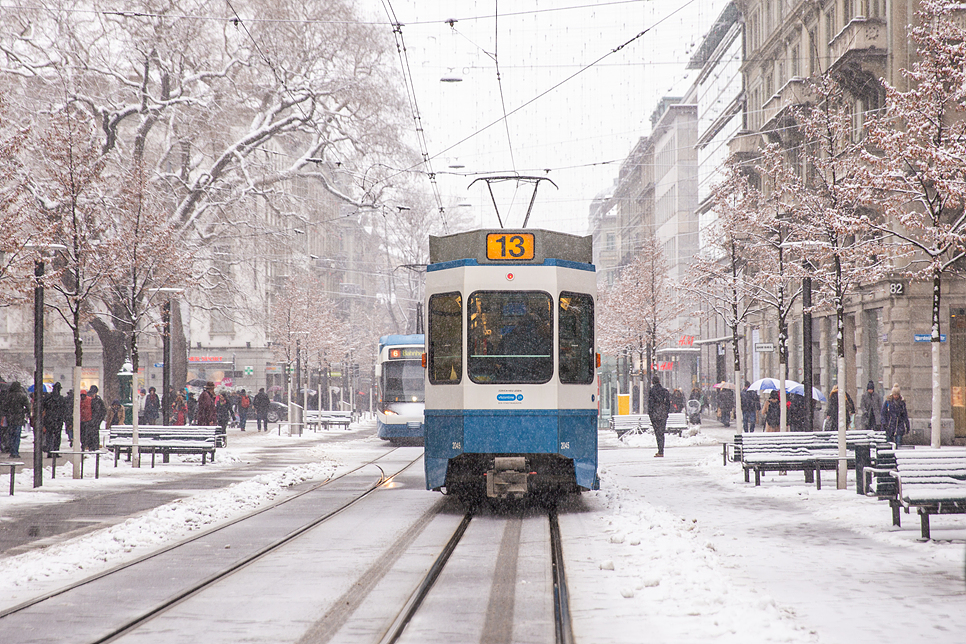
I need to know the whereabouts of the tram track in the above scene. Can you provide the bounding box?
[0,449,423,644]
[376,502,575,644]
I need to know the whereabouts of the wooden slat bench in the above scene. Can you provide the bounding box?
[304,410,353,431]
[867,448,966,539]
[734,430,889,489]
[107,425,219,467]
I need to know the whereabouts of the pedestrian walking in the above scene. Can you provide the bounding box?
[859,381,882,432]
[186,391,197,424]
[171,393,188,426]
[144,386,161,425]
[83,385,107,450]
[670,388,685,413]
[740,382,760,433]
[254,387,271,431]
[881,384,910,447]
[825,385,855,431]
[0,381,30,457]
[64,389,74,447]
[648,375,671,458]
[236,389,251,431]
[195,382,217,425]
[106,400,125,431]
[717,386,734,427]
[43,382,67,457]
[762,390,782,432]
[216,391,233,447]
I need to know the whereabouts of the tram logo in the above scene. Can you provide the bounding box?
[496,392,524,403]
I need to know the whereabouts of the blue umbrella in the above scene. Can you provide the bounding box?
[27,382,53,393]
[787,383,827,402]
[746,378,803,392]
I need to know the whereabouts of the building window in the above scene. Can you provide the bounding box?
[657,185,677,227]
[606,233,616,252]
[656,137,675,182]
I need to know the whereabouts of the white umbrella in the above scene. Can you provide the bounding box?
[746,377,803,392]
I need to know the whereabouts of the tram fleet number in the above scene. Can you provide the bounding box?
[486,233,535,260]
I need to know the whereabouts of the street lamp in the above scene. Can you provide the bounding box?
[149,287,185,425]
[24,243,66,487]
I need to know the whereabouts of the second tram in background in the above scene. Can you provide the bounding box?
[376,334,425,445]
[423,229,599,499]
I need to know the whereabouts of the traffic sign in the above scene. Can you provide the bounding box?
[153,362,164,368]
[755,342,775,352]
[914,334,946,342]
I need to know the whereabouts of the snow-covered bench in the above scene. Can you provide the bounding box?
[610,414,651,439]
[869,449,966,539]
[304,410,352,431]
[666,412,688,435]
[107,425,219,466]
[735,430,888,489]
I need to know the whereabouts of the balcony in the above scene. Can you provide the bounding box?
[728,130,761,160]
[829,18,887,72]
[761,77,810,133]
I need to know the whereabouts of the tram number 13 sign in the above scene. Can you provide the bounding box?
[486,233,535,260]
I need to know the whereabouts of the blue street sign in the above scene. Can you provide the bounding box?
[154,362,164,367]
[914,334,946,342]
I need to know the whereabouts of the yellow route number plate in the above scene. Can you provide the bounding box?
[486,233,535,260]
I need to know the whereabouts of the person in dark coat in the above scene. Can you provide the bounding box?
[84,385,107,451]
[859,381,882,432]
[788,393,808,432]
[186,392,198,424]
[43,382,67,457]
[195,382,217,426]
[762,390,782,432]
[144,386,161,425]
[717,386,735,427]
[670,388,685,414]
[1,381,30,457]
[740,382,760,433]
[253,387,271,432]
[881,384,910,447]
[216,392,234,445]
[825,385,855,431]
[648,375,671,458]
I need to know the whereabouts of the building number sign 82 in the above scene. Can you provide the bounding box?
[486,233,535,260]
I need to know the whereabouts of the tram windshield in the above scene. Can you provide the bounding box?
[381,359,425,402]
[467,291,553,384]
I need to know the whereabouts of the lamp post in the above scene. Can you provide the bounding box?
[32,259,44,487]
[24,243,66,487]
[148,287,184,426]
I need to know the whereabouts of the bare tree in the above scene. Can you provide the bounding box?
[766,75,889,487]
[859,0,966,448]
[686,162,762,422]
[598,235,684,411]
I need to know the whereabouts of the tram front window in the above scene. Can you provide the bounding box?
[468,291,553,384]
[382,360,425,403]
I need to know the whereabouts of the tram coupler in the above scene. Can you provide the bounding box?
[486,457,529,498]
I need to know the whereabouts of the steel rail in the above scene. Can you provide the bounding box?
[376,510,475,644]
[549,505,575,644]
[0,448,405,620]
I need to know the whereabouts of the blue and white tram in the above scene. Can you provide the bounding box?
[376,334,425,444]
[423,229,599,498]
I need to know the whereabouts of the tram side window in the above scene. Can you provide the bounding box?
[559,292,595,384]
[467,291,553,384]
[428,292,462,384]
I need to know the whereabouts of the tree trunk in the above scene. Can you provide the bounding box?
[90,319,129,410]
[170,300,188,393]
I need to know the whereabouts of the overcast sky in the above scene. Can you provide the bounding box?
[369,0,730,234]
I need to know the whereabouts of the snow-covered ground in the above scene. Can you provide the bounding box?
[2,422,964,643]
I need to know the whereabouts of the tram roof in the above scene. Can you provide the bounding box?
[429,229,592,265]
